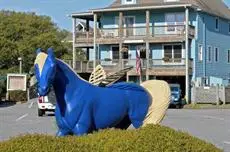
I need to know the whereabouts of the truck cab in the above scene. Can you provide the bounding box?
[169,84,182,108]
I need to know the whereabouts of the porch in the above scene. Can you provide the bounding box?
[75,25,195,47]
[65,58,193,76]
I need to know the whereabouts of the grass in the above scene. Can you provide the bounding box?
[0,125,222,152]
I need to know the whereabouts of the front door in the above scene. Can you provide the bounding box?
[124,17,134,37]
[112,46,119,60]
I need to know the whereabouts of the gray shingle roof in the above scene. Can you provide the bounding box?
[107,0,230,20]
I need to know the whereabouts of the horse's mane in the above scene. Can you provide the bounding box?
[56,59,90,84]
[35,52,90,84]
[34,52,48,76]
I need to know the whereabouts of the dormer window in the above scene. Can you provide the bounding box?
[122,0,136,5]
[164,0,179,2]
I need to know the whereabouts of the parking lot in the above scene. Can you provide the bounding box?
[0,99,230,151]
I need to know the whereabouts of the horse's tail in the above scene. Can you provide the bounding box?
[141,80,171,126]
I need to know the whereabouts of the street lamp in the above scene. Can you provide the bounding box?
[18,57,22,74]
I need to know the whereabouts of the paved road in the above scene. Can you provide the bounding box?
[0,99,56,140]
[162,109,230,151]
[0,100,230,151]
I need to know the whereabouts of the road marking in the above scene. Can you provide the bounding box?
[28,101,34,109]
[224,141,230,145]
[16,113,28,122]
[203,115,224,121]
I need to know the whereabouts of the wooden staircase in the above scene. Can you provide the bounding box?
[89,65,133,87]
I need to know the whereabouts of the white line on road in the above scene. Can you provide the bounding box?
[28,101,34,109]
[203,115,225,121]
[224,141,230,145]
[16,113,28,122]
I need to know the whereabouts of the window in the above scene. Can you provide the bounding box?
[215,17,219,31]
[207,46,212,62]
[165,13,185,33]
[198,45,203,61]
[163,45,182,63]
[122,0,136,5]
[228,50,230,63]
[164,45,173,61]
[214,47,219,62]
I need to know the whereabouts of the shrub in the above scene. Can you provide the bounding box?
[0,125,221,152]
[9,90,27,102]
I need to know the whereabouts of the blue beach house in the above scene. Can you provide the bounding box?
[71,0,230,102]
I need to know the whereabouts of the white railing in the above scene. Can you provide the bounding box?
[75,25,195,41]
[64,58,193,73]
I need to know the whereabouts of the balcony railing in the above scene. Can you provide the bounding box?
[75,25,195,43]
[64,58,193,74]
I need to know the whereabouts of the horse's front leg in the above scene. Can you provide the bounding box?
[56,129,70,137]
[72,110,92,136]
[55,106,71,136]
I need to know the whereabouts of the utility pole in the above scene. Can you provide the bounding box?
[18,57,22,74]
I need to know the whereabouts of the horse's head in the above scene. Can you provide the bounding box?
[34,48,56,96]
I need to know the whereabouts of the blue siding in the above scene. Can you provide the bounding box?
[101,12,119,28]
[195,12,230,84]
[99,45,111,60]
[150,44,163,59]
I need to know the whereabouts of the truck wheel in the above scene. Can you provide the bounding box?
[176,105,181,109]
[38,109,44,117]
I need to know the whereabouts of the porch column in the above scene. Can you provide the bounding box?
[146,10,150,37]
[93,13,97,70]
[119,12,123,69]
[86,19,89,31]
[146,10,150,81]
[119,12,123,38]
[185,7,190,103]
[72,18,76,69]
[86,48,90,60]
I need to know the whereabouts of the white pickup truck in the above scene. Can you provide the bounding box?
[37,95,56,117]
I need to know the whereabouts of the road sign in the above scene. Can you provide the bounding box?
[7,74,27,91]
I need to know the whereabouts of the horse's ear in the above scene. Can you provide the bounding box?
[36,48,42,55]
[47,48,55,60]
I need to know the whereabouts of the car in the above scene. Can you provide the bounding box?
[169,84,182,109]
[37,94,56,117]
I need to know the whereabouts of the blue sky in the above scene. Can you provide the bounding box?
[0,0,229,31]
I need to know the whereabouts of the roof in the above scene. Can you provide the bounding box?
[72,0,230,20]
[107,0,230,20]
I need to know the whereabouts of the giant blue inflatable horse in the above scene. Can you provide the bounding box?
[34,48,171,136]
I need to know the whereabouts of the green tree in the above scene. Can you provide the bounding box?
[0,10,80,74]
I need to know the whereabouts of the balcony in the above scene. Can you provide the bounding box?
[75,25,195,47]
[65,58,193,76]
